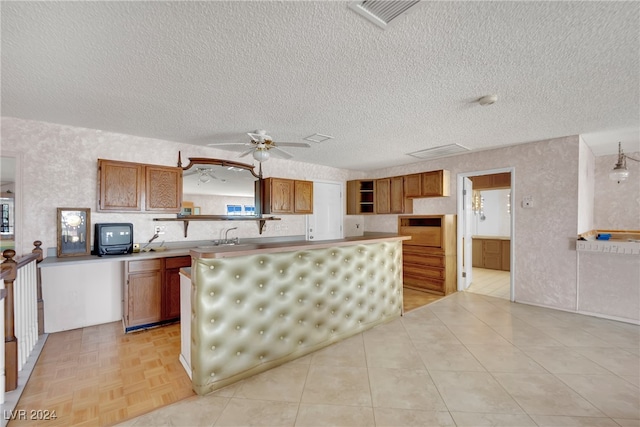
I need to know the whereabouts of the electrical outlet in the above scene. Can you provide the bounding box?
[154,225,166,234]
[522,196,534,208]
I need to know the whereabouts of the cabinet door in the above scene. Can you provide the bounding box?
[421,170,449,197]
[127,271,162,327]
[389,176,405,213]
[294,180,313,213]
[404,174,422,198]
[265,178,294,213]
[163,256,191,320]
[472,239,483,267]
[375,178,391,214]
[98,159,143,211]
[483,240,502,270]
[501,240,510,271]
[146,165,183,212]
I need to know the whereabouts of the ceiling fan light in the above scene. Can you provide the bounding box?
[253,149,270,162]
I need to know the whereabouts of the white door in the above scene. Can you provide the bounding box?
[306,181,343,241]
[462,177,473,290]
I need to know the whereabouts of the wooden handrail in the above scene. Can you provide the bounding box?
[2,241,43,392]
[2,248,18,391]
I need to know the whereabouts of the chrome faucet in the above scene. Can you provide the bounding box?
[221,227,239,245]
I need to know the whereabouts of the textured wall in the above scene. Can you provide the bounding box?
[365,136,584,311]
[594,151,640,230]
[0,117,350,253]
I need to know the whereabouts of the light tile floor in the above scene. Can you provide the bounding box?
[118,292,640,427]
[466,267,511,300]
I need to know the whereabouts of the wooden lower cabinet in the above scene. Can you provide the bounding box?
[125,259,163,329]
[124,255,191,332]
[472,237,510,271]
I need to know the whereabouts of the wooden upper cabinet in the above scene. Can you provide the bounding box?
[376,176,410,214]
[421,170,450,197]
[262,177,313,214]
[404,174,422,198]
[98,159,143,211]
[375,178,391,214]
[294,180,313,214]
[98,159,182,213]
[403,170,450,198]
[470,172,511,190]
[145,165,183,211]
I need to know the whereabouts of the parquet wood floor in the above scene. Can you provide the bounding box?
[402,287,445,311]
[8,322,194,427]
[9,291,441,426]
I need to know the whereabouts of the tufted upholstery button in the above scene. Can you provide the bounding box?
[236,299,241,304]
[211,345,216,350]
[259,283,263,287]
[236,325,241,330]
[209,265,215,270]
[280,291,284,295]
[210,372,215,376]
[210,292,215,296]
[236,351,241,356]
[258,307,263,311]
[279,269,284,273]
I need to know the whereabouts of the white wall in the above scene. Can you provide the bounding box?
[472,189,511,237]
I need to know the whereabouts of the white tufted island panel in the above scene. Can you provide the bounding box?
[190,240,403,395]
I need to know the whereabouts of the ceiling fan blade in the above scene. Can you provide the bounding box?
[273,142,311,148]
[238,148,254,158]
[207,142,249,147]
[247,132,263,142]
[270,146,293,159]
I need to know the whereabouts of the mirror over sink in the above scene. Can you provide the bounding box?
[180,155,261,217]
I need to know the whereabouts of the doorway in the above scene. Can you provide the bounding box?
[306,180,343,241]
[457,168,514,301]
[0,152,22,254]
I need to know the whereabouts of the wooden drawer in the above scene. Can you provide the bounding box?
[165,255,191,269]
[399,226,441,247]
[403,274,445,294]
[128,259,163,273]
[403,252,444,268]
[404,264,444,279]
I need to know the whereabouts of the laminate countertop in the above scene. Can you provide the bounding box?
[190,233,411,259]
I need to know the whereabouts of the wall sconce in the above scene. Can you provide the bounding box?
[609,142,639,183]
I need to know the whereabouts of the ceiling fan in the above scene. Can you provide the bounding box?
[207,130,310,162]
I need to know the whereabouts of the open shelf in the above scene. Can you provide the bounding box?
[153,215,281,237]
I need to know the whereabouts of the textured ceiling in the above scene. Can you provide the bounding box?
[2,1,638,171]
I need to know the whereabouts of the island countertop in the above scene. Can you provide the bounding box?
[190,233,411,259]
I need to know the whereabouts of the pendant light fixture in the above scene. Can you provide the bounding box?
[609,142,639,183]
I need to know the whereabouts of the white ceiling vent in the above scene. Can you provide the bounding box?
[407,144,470,160]
[348,0,421,30]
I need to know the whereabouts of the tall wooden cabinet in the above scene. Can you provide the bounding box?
[398,215,457,295]
[262,177,313,214]
[98,159,182,213]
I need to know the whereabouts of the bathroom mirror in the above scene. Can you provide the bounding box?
[180,156,261,216]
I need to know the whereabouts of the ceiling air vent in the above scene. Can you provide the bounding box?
[348,0,421,30]
[407,144,470,160]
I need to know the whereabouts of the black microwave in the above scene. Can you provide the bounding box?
[93,223,133,256]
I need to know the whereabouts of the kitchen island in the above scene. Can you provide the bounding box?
[183,234,409,395]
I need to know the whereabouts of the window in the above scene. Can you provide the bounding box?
[226,204,255,215]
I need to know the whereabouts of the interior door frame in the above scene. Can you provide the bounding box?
[1,150,23,256]
[456,167,515,302]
